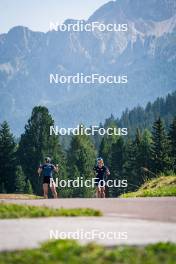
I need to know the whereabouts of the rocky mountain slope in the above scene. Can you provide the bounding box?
[0,0,176,134]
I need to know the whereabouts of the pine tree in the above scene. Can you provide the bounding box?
[109,137,125,197]
[56,151,70,198]
[134,129,153,182]
[68,128,96,198]
[0,183,6,193]
[133,128,142,176]
[0,121,16,193]
[151,118,170,174]
[14,165,25,193]
[24,179,33,194]
[169,117,176,172]
[135,128,142,145]
[140,129,153,168]
[69,165,81,198]
[132,128,151,185]
[99,122,118,166]
[122,139,138,192]
[18,106,67,195]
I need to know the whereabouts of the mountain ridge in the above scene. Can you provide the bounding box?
[0,0,176,135]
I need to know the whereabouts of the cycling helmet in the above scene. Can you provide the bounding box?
[97,157,104,165]
[45,157,51,163]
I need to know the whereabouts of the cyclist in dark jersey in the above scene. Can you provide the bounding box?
[38,157,59,198]
[93,157,110,198]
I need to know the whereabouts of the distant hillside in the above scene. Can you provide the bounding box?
[117,90,176,136]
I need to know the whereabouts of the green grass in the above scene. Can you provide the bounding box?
[121,176,176,198]
[0,203,102,219]
[0,194,43,199]
[0,240,175,264]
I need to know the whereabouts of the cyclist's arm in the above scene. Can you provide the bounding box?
[38,166,42,176]
[106,167,110,176]
[53,164,59,173]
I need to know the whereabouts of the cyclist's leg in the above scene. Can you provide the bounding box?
[100,186,105,198]
[96,186,101,198]
[43,183,48,198]
[95,179,100,198]
[97,180,102,198]
[50,179,57,198]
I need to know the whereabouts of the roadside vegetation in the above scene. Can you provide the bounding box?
[0,203,102,219]
[0,194,43,200]
[121,176,176,198]
[0,240,175,264]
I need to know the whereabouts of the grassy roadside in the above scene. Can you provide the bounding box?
[0,203,102,218]
[0,194,43,200]
[0,240,175,264]
[121,176,176,198]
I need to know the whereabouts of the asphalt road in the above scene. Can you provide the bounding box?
[0,197,176,251]
[1,197,176,222]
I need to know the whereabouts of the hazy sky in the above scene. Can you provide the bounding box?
[0,0,111,33]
